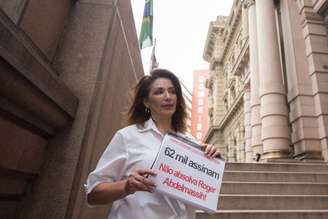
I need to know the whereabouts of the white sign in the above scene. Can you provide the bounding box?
[150,133,225,214]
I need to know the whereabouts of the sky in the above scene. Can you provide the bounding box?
[131,0,233,91]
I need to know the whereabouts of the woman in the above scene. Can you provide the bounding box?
[85,68,220,219]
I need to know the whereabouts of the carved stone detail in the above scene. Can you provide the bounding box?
[243,0,255,9]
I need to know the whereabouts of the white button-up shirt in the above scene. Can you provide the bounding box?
[86,119,196,219]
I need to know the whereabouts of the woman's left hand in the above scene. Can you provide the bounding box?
[203,144,221,159]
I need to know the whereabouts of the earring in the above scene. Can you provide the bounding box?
[145,107,150,115]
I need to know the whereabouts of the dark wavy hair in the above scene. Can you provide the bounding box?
[127,68,187,133]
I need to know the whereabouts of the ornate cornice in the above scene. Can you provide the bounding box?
[204,125,220,143]
[203,18,226,62]
[219,1,243,62]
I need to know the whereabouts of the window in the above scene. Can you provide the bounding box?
[197,132,202,140]
[198,99,204,106]
[230,86,236,100]
[198,91,205,97]
[197,123,202,131]
[224,98,228,110]
[199,76,205,83]
[197,107,203,114]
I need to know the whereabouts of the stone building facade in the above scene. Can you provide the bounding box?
[0,0,143,219]
[204,0,328,163]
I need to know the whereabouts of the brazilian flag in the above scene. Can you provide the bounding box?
[139,0,153,49]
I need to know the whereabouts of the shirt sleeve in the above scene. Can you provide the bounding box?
[85,131,128,194]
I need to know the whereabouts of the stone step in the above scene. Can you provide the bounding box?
[226,162,328,172]
[220,182,328,195]
[218,195,328,210]
[196,210,328,219]
[223,170,328,182]
[197,163,328,219]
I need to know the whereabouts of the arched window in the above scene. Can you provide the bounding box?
[233,138,238,161]
[224,98,228,111]
[230,86,236,100]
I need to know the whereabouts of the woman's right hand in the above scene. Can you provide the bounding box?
[124,168,157,195]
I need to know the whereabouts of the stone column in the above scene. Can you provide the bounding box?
[228,136,236,162]
[245,0,263,159]
[280,0,322,160]
[238,124,246,162]
[256,0,290,159]
[242,3,249,40]
[214,67,226,125]
[296,0,328,161]
[243,84,252,162]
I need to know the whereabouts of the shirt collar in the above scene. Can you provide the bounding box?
[138,118,181,138]
[138,118,162,135]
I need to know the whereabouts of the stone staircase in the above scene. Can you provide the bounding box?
[196,162,328,219]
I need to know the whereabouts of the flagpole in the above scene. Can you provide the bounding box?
[149,38,158,72]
